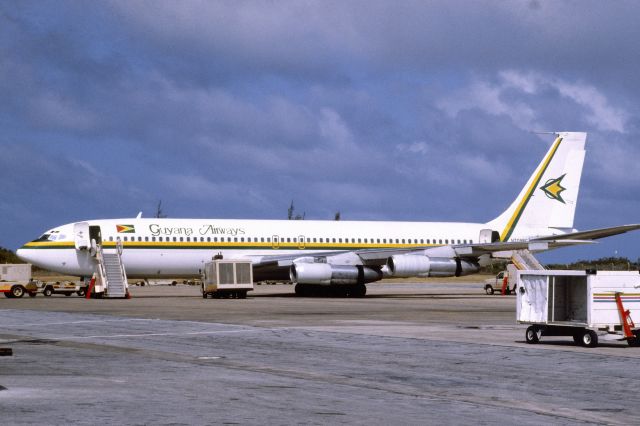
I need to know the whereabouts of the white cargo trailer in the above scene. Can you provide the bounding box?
[201,259,253,299]
[517,270,640,347]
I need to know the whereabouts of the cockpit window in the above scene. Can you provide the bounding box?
[31,232,66,242]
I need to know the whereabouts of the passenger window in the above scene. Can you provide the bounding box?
[109,236,113,242]
[439,239,442,244]
[173,237,176,242]
[267,237,271,243]
[152,237,156,242]
[241,237,244,242]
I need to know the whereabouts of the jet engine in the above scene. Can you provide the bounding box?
[387,255,479,278]
[290,263,382,285]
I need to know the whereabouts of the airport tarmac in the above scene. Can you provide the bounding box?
[1,280,639,425]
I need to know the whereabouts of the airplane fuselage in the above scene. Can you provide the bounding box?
[16,217,554,279]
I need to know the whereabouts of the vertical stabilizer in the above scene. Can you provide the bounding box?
[487,132,587,241]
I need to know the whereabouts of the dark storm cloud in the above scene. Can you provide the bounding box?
[0,1,639,262]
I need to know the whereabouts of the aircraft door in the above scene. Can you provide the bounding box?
[89,225,102,245]
[272,235,280,249]
[74,222,90,250]
[298,235,306,249]
[479,229,500,244]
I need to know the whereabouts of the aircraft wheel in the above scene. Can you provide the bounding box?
[349,285,366,298]
[525,326,541,344]
[11,285,25,298]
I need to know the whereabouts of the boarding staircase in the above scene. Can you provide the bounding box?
[511,249,545,270]
[95,240,129,298]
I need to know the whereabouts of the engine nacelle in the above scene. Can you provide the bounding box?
[290,263,382,285]
[387,255,479,278]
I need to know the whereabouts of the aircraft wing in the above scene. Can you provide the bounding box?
[249,224,640,270]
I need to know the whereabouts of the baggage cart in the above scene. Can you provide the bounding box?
[517,270,640,347]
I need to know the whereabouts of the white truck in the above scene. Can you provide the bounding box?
[484,270,515,295]
[0,264,37,298]
[517,269,640,347]
[201,259,254,299]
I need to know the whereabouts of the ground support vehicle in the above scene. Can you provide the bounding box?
[517,269,640,348]
[40,281,88,297]
[201,259,253,299]
[1,281,38,298]
[484,270,517,295]
[0,264,37,298]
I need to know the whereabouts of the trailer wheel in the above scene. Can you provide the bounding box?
[11,285,25,298]
[28,292,37,298]
[43,287,53,297]
[525,326,541,344]
[580,330,598,348]
[485,286,494,295]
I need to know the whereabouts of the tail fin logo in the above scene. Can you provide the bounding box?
[540,174,567,204]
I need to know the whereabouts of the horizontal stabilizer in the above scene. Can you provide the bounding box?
[533,224,640,241]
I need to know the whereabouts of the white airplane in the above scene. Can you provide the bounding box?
[17,132,640,296]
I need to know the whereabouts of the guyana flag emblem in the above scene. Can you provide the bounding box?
[116,224,136,233]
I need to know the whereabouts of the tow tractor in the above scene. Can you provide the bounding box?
[517,269,640,347]
[40,281,87,297]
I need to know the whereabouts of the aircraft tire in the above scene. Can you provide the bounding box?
[350,285,367,298]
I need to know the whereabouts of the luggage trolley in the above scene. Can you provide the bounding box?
[516,269,640,347]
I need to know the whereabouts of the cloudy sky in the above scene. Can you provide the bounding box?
[1,1,639,263]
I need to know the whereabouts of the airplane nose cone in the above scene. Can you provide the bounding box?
[16,248,31,263]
